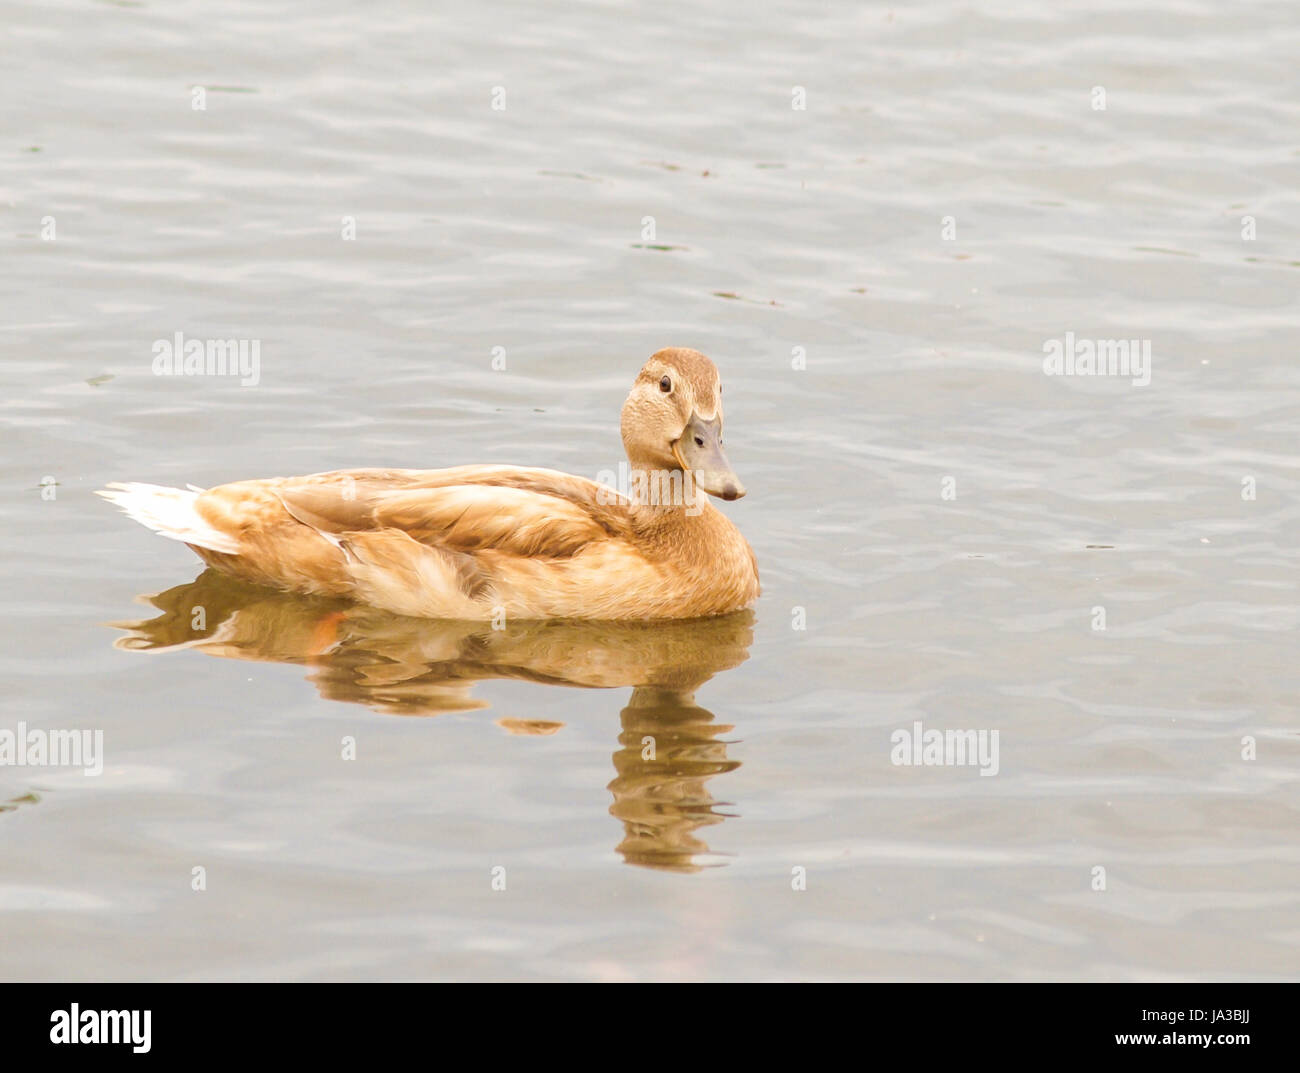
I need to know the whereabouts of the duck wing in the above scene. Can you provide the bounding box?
[272,466,634,559]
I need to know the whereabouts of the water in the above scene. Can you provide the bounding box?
[2,0,1298,980]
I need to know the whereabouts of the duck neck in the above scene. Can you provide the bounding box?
[624,461,715,529]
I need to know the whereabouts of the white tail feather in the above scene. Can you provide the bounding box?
[97,482,241,554]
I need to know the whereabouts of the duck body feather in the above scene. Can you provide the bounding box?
[101,349,761,620]
[106,465,758,620]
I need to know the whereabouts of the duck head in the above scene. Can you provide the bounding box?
[620,348,746,501]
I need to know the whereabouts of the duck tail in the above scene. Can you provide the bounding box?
[97,482,241,554]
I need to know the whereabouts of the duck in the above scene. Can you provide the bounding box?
[99,348,760,620]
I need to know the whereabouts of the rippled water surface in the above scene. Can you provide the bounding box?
[2,0,1298,979]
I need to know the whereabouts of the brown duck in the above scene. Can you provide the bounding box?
[99,348,760,619]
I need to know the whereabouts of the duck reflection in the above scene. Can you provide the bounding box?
[610,688,740,872]
[110,569,752,873]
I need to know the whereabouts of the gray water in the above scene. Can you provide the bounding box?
[2,0,1298,980]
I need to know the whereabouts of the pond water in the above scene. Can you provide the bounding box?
[2,0,1297,979]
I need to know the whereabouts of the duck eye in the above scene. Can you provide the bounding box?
[659,375,672,392]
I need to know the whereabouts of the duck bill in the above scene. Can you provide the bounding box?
[673,413,746,501]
